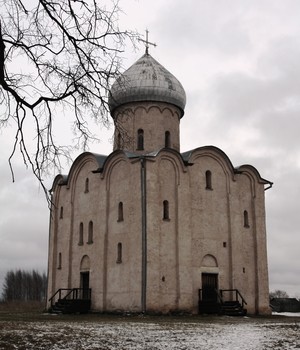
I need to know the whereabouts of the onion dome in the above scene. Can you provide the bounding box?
[108,53,186,117]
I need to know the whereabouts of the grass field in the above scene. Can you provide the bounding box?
[0,303,299,349]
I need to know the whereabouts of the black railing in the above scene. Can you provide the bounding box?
[220,289,247,308]
[215,289,224,304]
[198,288,247,308]
[49,288,91,308]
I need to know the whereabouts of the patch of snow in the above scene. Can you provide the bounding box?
[272,312,300,317]
[1,317,300,349]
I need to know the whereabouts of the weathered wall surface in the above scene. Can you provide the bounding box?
[47,103,270,315]
[112,102,181,153]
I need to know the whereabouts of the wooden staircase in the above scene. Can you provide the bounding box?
[221,301,247,316]
[199,289,247,316]
[49,288,91,314]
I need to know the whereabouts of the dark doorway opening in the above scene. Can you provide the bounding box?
[202,273,218,303]
[80,272,90,299]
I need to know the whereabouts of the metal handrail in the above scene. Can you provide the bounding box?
[198,288,247,307]
[49,288,91,307]
[220,289,247,307]
[215,289,224,305]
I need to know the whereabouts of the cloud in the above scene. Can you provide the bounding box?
[0,163,49,285]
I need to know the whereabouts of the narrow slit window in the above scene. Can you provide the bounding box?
[118,202,124,222]
[79,222,84,245]
[85,178,89,193]
[117,133,121,149]
[163,200,170,220]
[244,210,250,228]
[137,129,144,150]
[88,221,93,244]
[58,252,62,269]
[165,131,171,148]
[205,170,212,190]
[117,242,122,263]
[59,206,63,219]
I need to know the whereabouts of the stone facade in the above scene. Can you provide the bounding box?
[47,53,272,315]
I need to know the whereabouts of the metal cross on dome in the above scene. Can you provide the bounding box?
[139,29,157,54]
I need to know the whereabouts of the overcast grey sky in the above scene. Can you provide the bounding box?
[0,0,300,297]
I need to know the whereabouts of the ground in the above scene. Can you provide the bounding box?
[0,305,299,349]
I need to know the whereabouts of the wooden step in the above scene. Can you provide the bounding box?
[221,301,247,316]
[51,299,91,314]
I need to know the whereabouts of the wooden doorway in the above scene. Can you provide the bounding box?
[202,273,218,302]
[80,272,90,299]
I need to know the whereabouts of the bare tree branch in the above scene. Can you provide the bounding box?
[0,0,138,204]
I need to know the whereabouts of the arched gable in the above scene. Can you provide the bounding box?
[236,164,273,187]
[66,152,106,190]
[50,174,68,192]
[99,150,134,190]
[155,149,188,186]
[183,146,236,180]
[235,164,273,198]
[50,152,107,197]
[50,174,68,208]
[183,146,236,193]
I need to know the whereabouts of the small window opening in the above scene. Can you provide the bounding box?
[223,242,227,248]
[116,242,122,263]
[243,267,246,273]
[163,200,170,220]
[85,178,89,193]
[165,131,171,148]
[58,252,62,269]
[137,129,144,150]
[118,202,124,222]
[117,133,121,149]
[79,222,84,245]
[205,170,212,190]
[87,221,93,244]
[244,210,250,228]
[59,206,63,219]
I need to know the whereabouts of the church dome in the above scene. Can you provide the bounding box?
[108,53,186,117]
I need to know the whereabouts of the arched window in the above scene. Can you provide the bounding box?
[88,221,93,244]
[58,252,62,269]
[79,222,84,245]
[117,132,121,149]
[244,210,250,228]
[165,131,171,148]
[118,202,124,222]
[85,178,89,193]
[59,206,63,219]
[205,170,212,190]
[116,242,122,263]
[163,200,170,220]
[137,129,144,150]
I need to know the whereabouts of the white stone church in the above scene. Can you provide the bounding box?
[47,50,272,315]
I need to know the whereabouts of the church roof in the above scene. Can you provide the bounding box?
[50,147,272,192]
[108,53,186,117]
[182,146,273,187]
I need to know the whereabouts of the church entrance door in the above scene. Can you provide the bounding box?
[80,272,90,299]
[202,273,218,302]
